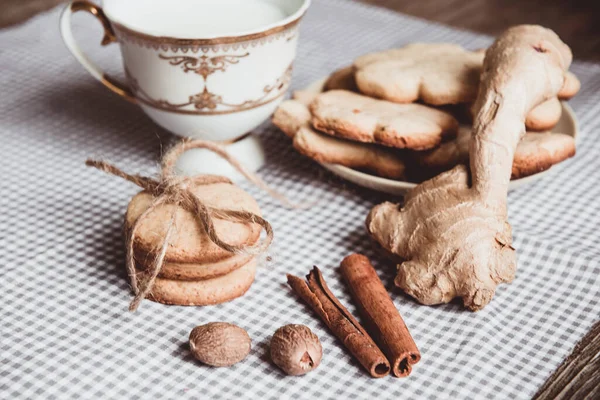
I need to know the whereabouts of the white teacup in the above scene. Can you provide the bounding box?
[61,0,310,142]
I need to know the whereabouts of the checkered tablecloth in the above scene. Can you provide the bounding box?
[1,1,599,399]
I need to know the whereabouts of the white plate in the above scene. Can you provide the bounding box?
[304,78,579,195]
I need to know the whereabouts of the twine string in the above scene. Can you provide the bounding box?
[128,212,176,312]
[160,138,308,209]
[86,139,278,311]
[124,199,166,295]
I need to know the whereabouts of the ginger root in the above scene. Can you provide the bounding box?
[367,25,572,311]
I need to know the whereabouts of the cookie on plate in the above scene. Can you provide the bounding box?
[273,99,407,179]
[310,90,459,150]
[468,97,564,131]
[353,43,579,114]
[525,97,563,131]
[272,99,312,138]
[320,57,570,136]
[411,126,575,179]
[558,71,581,100]
[294,126,407,179]
[468,96,566,131]
[511,131,576,178]
[354,43,485,105]
[324,65,359,92]
[293,85,322,107]
[292,65,359,106]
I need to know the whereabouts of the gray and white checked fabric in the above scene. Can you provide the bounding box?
[1,1,600,399]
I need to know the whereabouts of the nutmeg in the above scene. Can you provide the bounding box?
[189,322,251,367]
[270,324,322,375]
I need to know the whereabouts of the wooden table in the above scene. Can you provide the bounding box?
[361,0,600,61]
[3,0,600,61]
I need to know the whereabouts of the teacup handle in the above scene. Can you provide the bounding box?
[60,1,136,102]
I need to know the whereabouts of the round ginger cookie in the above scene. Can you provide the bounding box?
[354,43,578,107]
[135,252,255,281]
[272,99,312,138]
[126,182,262,265]
[143,258,258,306]
[323,65,359,92]
[410,128,575,180]
[310,90,459,150]
[292,65,359,107]
[511,132,576,179]
[468,98,563,132]
[293,126,407,179]
[525,97,562,131]
[558,71,580,100]
[354,43,485,105]
[273,99,407,179]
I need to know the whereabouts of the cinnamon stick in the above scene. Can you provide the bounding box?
[287,267,391,378]
[340,254,420,377]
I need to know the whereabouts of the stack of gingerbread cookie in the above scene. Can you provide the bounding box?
[124,179,262,306]
[273,42,579,181]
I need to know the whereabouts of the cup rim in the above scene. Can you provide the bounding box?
[102,0,311,45]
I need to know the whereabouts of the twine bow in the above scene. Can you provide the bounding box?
[86,139,276,311]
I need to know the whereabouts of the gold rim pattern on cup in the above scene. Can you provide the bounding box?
[112,17,301,53]
[127,64,293,115]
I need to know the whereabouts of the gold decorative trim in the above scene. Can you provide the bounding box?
[102,74,136,103]
[219,132,253,145]
[70,1,135,101]
[134,90,288,116]
[112,21,299,53]
[159,53,249,79]
[71,1,117,46]
[128,64,292,115]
